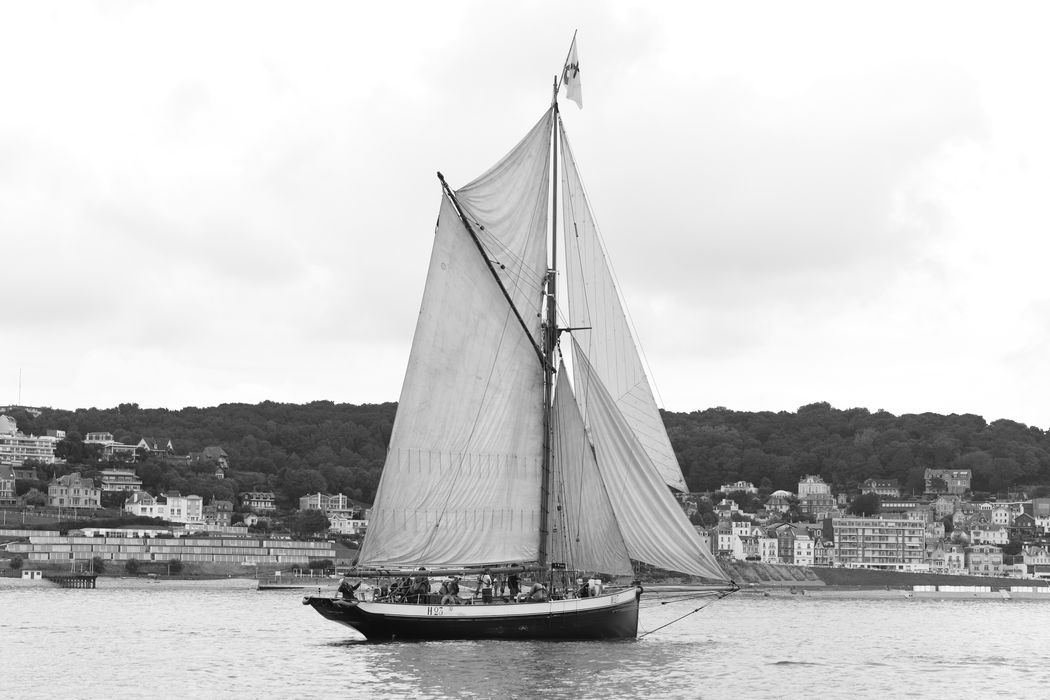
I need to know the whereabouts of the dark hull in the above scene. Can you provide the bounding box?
[304,589,641,640]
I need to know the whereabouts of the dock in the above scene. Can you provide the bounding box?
[44,573,98,589]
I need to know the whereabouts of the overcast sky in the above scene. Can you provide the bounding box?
[2,2,1049,428]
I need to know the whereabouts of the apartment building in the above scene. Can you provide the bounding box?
[832,517,925,571]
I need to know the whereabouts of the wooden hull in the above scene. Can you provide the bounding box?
[303,587,642,640]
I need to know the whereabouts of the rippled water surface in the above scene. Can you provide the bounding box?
[2,580,1048,698]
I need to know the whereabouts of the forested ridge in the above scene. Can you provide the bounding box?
[667,402,1050,496]
[8,400,1050,506]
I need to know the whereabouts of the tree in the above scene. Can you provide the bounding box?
[91,556,106,574]
[21,488,47,506]
[1002,537,1023,557]
[286,510,331,538]
[9,555,23,570]
[101,491,127,509]
[848,492,880,517]
[168,559,183,575]
[125,558,141,575]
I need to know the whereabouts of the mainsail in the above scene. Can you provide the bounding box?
[358,110,553,568]
[559,123,689,492]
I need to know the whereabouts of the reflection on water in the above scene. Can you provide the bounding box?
[3,587,1050,699]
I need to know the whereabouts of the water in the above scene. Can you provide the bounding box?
[2,580,1048,698]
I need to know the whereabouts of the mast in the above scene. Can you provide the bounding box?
[539,80,560,571]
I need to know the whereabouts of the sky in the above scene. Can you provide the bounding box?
[2,1,1049,428]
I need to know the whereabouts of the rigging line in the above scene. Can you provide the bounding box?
[637,590,729,607]
[458,215,546,343]
[438,173,549,372]
[459,218,543,303]
[637,587,740,639]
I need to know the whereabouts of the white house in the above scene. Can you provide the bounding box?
[329,515,368,536]
[970,525,1009,547]
[793,534,815,566]
[124,491,204,524]
[759,536,780,564]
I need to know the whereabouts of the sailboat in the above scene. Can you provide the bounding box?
[304,38,732,640]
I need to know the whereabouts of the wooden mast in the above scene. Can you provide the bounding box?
[539,78,560,572]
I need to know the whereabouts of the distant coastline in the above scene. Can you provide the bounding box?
[722,561,1050,590]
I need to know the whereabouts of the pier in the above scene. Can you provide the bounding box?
[44,574,98,589]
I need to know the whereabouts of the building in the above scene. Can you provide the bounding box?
[714,499,740,518]
[861,479,900,498]
[1022,546,1050,579]
[933,494,962,518]
[192,446,229,478]
[83,432,138,461]
[0,465,16,506]
[98,469,143,492]
[720,480,758,494]
[926,543,967,574]
[772,523,798,564]
[137,437,174,454]
[300,492,355,514]
[813,539,836,567]
[0,414,59,467]
[7,532,335,565]
[124,491,163,518]
[793,534,814,566]
[203,500,234,527]
[966,544,1004,576]
[832,517,925,571]
[1010,512,1038,540]
[970,525,1008,546]
[163,492,204,524]
[759,536,780,563]
[766,491,793,513]
[241,491,277,512]
[880,500,932,523]
[123,491,204,524]
[798,475,831,499]
[48,474,101,510]
[924,469,971,496]
[12,463,39,480]
[991,506,1014,527]
[799,493,836,521]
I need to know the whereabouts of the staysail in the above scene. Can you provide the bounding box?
[357,110,554,568]
[549,364,634,576]
[559,122,688,492]
[571,340,726,580]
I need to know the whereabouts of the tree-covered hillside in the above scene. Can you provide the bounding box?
[9,401,395,509]
[666,402,1050,496]
[8,400,1049,505]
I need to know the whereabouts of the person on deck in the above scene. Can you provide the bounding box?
[440,576,461,605]
[507,567,521,602]
[525,581,548,602]
[410,567,430,604]
[480,569,494,603]
[337,578,361,600]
